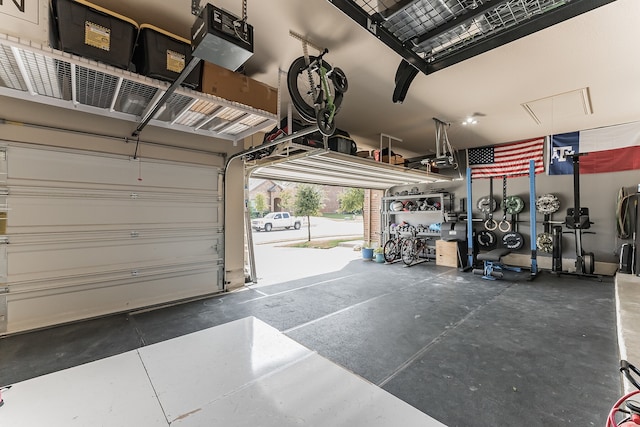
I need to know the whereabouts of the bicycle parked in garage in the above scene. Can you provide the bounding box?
[287,48,348,136]
[383,233,406,263]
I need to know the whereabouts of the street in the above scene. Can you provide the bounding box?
[250,216,364,245]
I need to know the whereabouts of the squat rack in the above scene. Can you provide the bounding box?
[466,159,539,279]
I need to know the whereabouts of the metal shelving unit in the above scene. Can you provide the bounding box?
[0,33,277,142]
[382,192,452,242]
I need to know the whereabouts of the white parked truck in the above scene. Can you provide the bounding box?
[251,212,302,232]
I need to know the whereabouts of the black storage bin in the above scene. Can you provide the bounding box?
[132,24,201,89]
[307,128,357,155]
[328,134,357,155]
[51,0,138,70]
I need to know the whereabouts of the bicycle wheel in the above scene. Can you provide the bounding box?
[287,56,343,123]
[316,107,336,136]
[331,67,348,93]
[401,239,416,265]
[383,239,400,263]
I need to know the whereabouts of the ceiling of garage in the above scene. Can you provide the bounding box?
[113,0,639,157]
[11,0,640,159]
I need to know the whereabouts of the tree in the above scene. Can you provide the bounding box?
[253,193,268,216]
[338,188,364,214]
[279,189,294,212]
[294,184,323,241]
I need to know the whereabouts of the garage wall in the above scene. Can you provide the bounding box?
[389,159,637,274]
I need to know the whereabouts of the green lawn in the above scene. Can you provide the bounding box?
[284,238,358,249]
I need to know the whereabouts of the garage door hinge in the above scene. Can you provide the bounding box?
[130,193,138,199]
[130,231,139,238]
[0,287,8,294]
[0,237,8,244]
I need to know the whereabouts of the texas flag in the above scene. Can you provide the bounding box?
[549,121,640,175]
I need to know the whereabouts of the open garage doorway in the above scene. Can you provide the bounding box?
[246,178,381,286]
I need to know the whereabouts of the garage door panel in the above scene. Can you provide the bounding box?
[6,267,223,333]
[2,142,225,334]
[8,146,220,192]
[8,197,220,229]
[7,235,222,279]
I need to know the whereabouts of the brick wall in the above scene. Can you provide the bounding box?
[364,189,384,246]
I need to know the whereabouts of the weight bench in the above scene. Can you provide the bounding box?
[473,248,521,280]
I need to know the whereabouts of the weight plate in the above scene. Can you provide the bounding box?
[477,230,497,249]
[536,194,560,214]
[477,197,497,214]
[502,232,524,250]
[536,232,553,253]
[502,196,525,215]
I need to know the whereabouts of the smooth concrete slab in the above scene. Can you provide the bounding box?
[1,317,444,426]
[0,351,167,427]
[138,317,313,423]
[172,352,445,427]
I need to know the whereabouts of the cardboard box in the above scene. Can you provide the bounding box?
[200,61,277,114]
[356,150,371,158]
[382,154,404,165]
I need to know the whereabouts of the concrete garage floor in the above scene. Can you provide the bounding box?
[0,249,623,426]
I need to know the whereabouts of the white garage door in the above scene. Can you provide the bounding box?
[1,143,223,334]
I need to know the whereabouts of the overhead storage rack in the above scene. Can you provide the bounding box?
[247,134,452,190]
[0,33,276,142]
[329,0,616,101]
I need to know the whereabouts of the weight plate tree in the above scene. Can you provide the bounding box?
[536,193,559,253]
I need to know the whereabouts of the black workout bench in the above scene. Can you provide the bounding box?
[473,248,521,280]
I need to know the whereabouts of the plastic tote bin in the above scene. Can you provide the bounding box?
[51,0,138,70]
[132,24,202,89]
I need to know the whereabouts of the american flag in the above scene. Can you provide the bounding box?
[467,137,545,178]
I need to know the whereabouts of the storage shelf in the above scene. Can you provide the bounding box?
[0,33,277,142]
[382,193,447,201]
[388,210,442,215]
